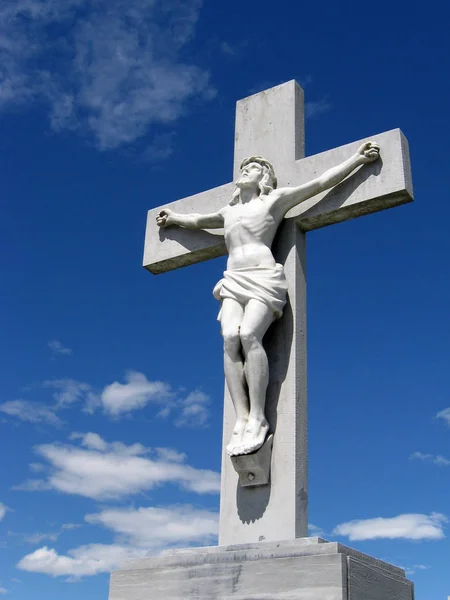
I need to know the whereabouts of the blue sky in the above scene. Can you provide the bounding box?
[1,0,449,598]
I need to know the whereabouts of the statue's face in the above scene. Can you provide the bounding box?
[236,162,263,188]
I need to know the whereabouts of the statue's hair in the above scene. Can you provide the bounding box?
[230,156,277,205]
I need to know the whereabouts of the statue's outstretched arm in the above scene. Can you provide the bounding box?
[156,208,224,229]
[273,142,380,217]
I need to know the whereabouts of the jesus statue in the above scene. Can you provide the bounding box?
[156,141,380,456]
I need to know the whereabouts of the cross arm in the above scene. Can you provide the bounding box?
[143,182,232,274]
[143,128,412,275]
[287,128,413,230]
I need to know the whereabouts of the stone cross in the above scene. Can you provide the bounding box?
[143,81,413,546]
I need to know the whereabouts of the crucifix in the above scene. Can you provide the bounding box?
[143,81,413,547]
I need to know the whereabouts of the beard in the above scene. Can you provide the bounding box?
[236,176,257,189]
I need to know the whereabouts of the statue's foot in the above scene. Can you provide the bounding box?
[235,417,269,455]
[226,419,248,456]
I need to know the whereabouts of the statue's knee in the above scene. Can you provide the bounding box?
[239,328,259,352]
[222,330,240,354]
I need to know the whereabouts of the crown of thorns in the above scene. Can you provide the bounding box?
[239,156,277,189]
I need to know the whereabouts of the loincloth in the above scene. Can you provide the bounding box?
[213,264,288,321]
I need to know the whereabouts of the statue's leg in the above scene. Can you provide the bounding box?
[237,299,274,455]
[220,298,249,455]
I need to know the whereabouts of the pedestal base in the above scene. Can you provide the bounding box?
[109,537,414,600]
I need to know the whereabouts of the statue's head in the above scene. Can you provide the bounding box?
[231,156,277,205]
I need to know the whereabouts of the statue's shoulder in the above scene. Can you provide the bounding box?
[268,187,286,198]
[264,188,283,206]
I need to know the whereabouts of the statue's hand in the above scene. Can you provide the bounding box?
[156,208,174,228]
[357,141,380,164]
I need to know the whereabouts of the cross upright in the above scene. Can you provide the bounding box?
[143,81,413,547]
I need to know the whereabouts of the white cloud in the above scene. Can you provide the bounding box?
[17,544,146,578]
[0,586,7,595]
[410,451,450,466]
[0,0,213,150]
[69,432,108,452]
[86,505,218,549]
[436,408,450,426]
[333,513,448,541]
[17,433,220,500]
[48,340,72,356]
[0,503,6,522]
[101,373,211,427]
[0,400,62,426]
[17,504,218,578]
[101,371,172,416]
[174,391,210,428]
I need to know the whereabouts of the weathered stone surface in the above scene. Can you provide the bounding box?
[109,538,414,600]
[219,81,308,546]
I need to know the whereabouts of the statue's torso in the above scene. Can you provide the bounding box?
[222,199,281,270]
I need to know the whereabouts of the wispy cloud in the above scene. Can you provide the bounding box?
[308,523,326,537]
[333,513,448,541]
[220,41,237,56]
[305,99,332,119]
[436,408,450,426]
[29,463,46,473]
[141,132,176,163]
[403,564,430,576]
[16,433,220,500]
[101,371,171,416]
[25,532,59,545]
[17,504,218,578]
[69,431,148,456]
[174,390,210,428]
[43,379,96,409]
[2,373,211,427]
[219,41,249,58]
[0,0,213,150]
[48,340,72,356]
[155,447,186,463]
[61,523,82,531]
[0,586,7,595]
[0,503,6,522]
[8,522,82,547]
[0,400,62,426]
[410,451,450,466]
[10,531,59,546]
[0,379,95,426]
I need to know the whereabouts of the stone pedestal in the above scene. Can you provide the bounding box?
[109,537,414,600]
